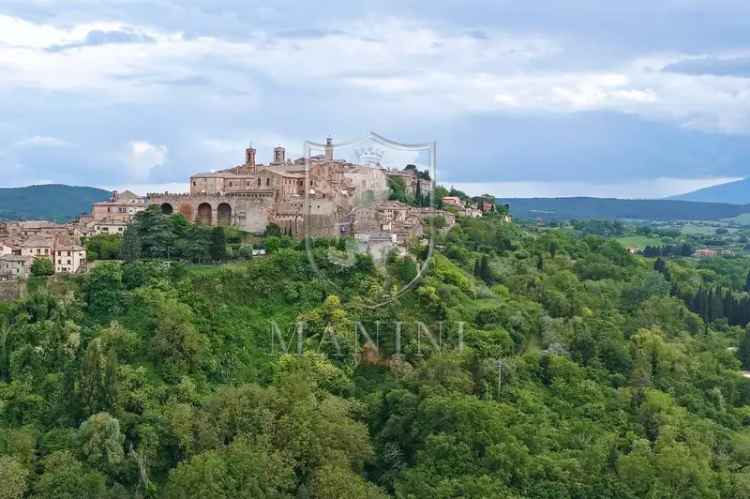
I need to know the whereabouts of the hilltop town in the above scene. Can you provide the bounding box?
[0,139,503,280]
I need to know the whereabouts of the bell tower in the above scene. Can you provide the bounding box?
[245,143,257,174]
[324,137,334,162]
[273,146,286,165]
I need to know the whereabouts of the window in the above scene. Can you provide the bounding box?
[266,178,270,186]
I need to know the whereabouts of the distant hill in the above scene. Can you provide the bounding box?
[0,184,112,222]
[670,178,750,204]
[497,196,750,222]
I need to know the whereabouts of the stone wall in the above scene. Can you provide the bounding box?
[0,280,25,302]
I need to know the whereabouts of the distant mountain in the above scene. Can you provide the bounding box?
[0,184,112,222]
[670,177,750,204]
[497,196,750,222]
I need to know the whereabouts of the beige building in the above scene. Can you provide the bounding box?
[54,243,86,274]
[0,255,34,280]
[150,140,395,238]
[21,236,54,260]
[90,190,146,223]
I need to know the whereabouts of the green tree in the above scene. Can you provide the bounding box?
[77,412,125,471]
[79,338,119,416]
[30,257,54,277]
[120,226,142,263]
[739,326,750,370]
[210,227,227,261]
[32,451,107,499]
[0,456,29,499]
[81,262,124,320]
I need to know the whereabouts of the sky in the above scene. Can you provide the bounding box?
[2,1,750,198]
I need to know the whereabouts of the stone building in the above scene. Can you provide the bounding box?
[89,190,146,223]
[0,255,34,280]
[80,190,147,235]
[148,140,392,238]
[144,140,456,245]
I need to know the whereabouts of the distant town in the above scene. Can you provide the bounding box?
[0,139,505,281]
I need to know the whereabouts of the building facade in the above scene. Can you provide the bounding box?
[0,255,34,280]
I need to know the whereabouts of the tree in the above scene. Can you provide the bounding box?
[164,437,295,499]
[81,263,124,321]
[77,412,125,471]
[739,326,750,370]
[33,451,107,499]
[0,456,28,499]
[79,338,119,415]
[148,293,206,377]
[85,234,122,261]
[210,227,227,261]
[120,226,142,263]
[31,257,54,277]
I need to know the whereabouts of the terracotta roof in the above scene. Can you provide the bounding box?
[22,237,54,248]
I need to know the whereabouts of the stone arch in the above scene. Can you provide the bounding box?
[160,203,174,215]
[197,202,212,225]
[217,203,232,226]
[179,203,194,220]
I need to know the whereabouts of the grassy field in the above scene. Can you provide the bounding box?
[615,235,663,250]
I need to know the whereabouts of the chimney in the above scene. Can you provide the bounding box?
[325,137,334,162]
[273,146,286,165]
[245,144,256,173]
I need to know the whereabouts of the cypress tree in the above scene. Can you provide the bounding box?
[120,227,142,263]
[209,226,227,261]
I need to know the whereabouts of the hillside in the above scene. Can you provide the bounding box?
[1,212,750,497]
[670,177,750,204]
[498,196,750,221]
[0,184,111,222]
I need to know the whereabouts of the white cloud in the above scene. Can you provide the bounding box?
[2,12,750,136]
[125,141,167,181]
[12,135,71,148]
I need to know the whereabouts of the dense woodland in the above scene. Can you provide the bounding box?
[4,209,750,498]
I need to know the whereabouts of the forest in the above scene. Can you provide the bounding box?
[3,208,750,498]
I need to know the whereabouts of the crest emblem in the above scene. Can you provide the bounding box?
[303,132,437,308]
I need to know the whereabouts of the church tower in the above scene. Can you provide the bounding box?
[245,143,257,174]
[324,137,334,162]
[273,146,286,165]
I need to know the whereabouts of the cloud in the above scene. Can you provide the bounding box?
[12,135,71,148]
[663,55,750,77]
[47,29,155,52]
[3,5,750,194]
[125,141,167,181]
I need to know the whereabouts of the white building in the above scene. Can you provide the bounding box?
[54,243,87,274]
